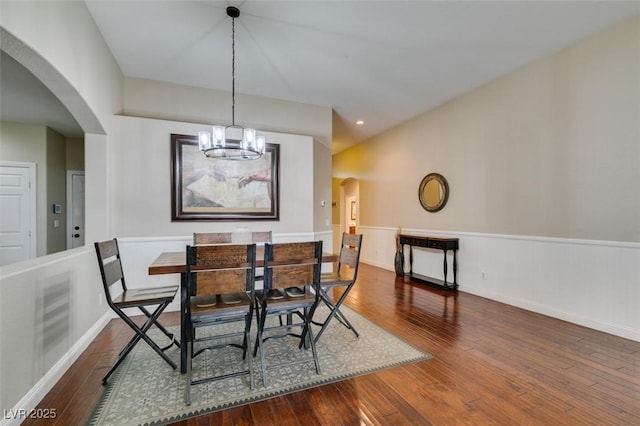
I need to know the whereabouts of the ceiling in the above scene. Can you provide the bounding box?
[2,1,639,153]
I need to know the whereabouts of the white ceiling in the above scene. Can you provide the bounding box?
[3,1,639,153]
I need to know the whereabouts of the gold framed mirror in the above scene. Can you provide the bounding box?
[418,173,449,212]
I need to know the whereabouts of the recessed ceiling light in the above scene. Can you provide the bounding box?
[356,120,365,125]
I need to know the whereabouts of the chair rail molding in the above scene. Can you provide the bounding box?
[351,225,640,342]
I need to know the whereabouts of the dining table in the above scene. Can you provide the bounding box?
[148,245,337,373]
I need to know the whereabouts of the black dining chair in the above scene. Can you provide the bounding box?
[184,243,257,404]
[253,241,323,387]
[94,239,179,385]
[312,232,363,344]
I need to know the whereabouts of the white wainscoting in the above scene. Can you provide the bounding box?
[0,246,109,425]
[350,226,640,342]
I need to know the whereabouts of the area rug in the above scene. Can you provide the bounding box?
[89,306,431,425]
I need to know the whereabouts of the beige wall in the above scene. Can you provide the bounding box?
[313,141,333,231]
[122,77,334,235]
[331,178,342,225]
[334,16,640,243]
[109,115,317,237]
[65,137,85,171]
[45,128,66,254]
[123,77,333,147]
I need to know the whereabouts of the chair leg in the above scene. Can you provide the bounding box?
[299,307,312,349]
[129,304,178,368]
[103,302,176,385]
[116,331,142,358]
[253,299,261,351]
[325,294,359,336]
[333,307,358,336]
[185,338,192,405]
[184,310,254,402]
[240,306,255,390]
[138,305,180,349]
[253,304,264,357]
[314,287,359,344]
[245,313,255,390]
[242,315,250,360]
[304,309,322,375]
[257,309,268,387]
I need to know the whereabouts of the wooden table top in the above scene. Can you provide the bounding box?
[148,248,337,275]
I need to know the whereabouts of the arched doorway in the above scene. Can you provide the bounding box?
[1,28,104,260]
[339,177,360,237]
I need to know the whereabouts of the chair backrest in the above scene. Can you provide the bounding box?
[186,243,256,297]
[337,233,363,278]
[94,239,126,304]
[251,231,272,243]
[193,231,272,245]
[263,241,323,292]
[231,230,272,244]
[193,232,232,245]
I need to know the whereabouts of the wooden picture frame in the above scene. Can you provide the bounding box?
[171,134,279,221]
[418,172,449,213]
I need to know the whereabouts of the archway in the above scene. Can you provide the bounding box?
[339,177,360,237]
[1,28,105,260]
[1,27,105,135]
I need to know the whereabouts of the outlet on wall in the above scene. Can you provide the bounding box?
[481,271,486,279]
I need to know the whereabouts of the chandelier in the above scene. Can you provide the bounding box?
[198,6,265,160]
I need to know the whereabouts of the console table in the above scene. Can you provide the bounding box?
[399,234,459,290]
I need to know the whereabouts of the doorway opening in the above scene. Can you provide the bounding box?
[66,170,85,249]
[340,178,360,236]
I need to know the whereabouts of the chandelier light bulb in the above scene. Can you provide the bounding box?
[213,126,225,148]
[198,131,211,151]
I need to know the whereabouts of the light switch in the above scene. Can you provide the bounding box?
[53,219,60,228]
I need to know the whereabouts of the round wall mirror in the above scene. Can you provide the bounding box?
[418,173,449,212]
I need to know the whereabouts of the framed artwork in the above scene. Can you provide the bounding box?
[350,200,357,220]
[171,134,279,221]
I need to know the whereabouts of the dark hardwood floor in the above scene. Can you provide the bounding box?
[26,263,640,425]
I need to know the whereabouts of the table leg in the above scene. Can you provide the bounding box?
[409,245,414,276]
[443,249,449,289]
[453,249,458,289]
[180,272,187,374]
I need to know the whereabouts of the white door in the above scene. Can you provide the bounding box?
[0,162,36,265]
[66,170,85,249]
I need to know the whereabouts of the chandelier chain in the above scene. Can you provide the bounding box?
[231,15,236,126]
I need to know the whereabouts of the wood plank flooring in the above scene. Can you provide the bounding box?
[25,263,640,425]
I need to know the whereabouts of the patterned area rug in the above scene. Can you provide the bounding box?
[89,306,431,425]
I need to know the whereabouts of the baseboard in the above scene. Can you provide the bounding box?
[0,311,112,426]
